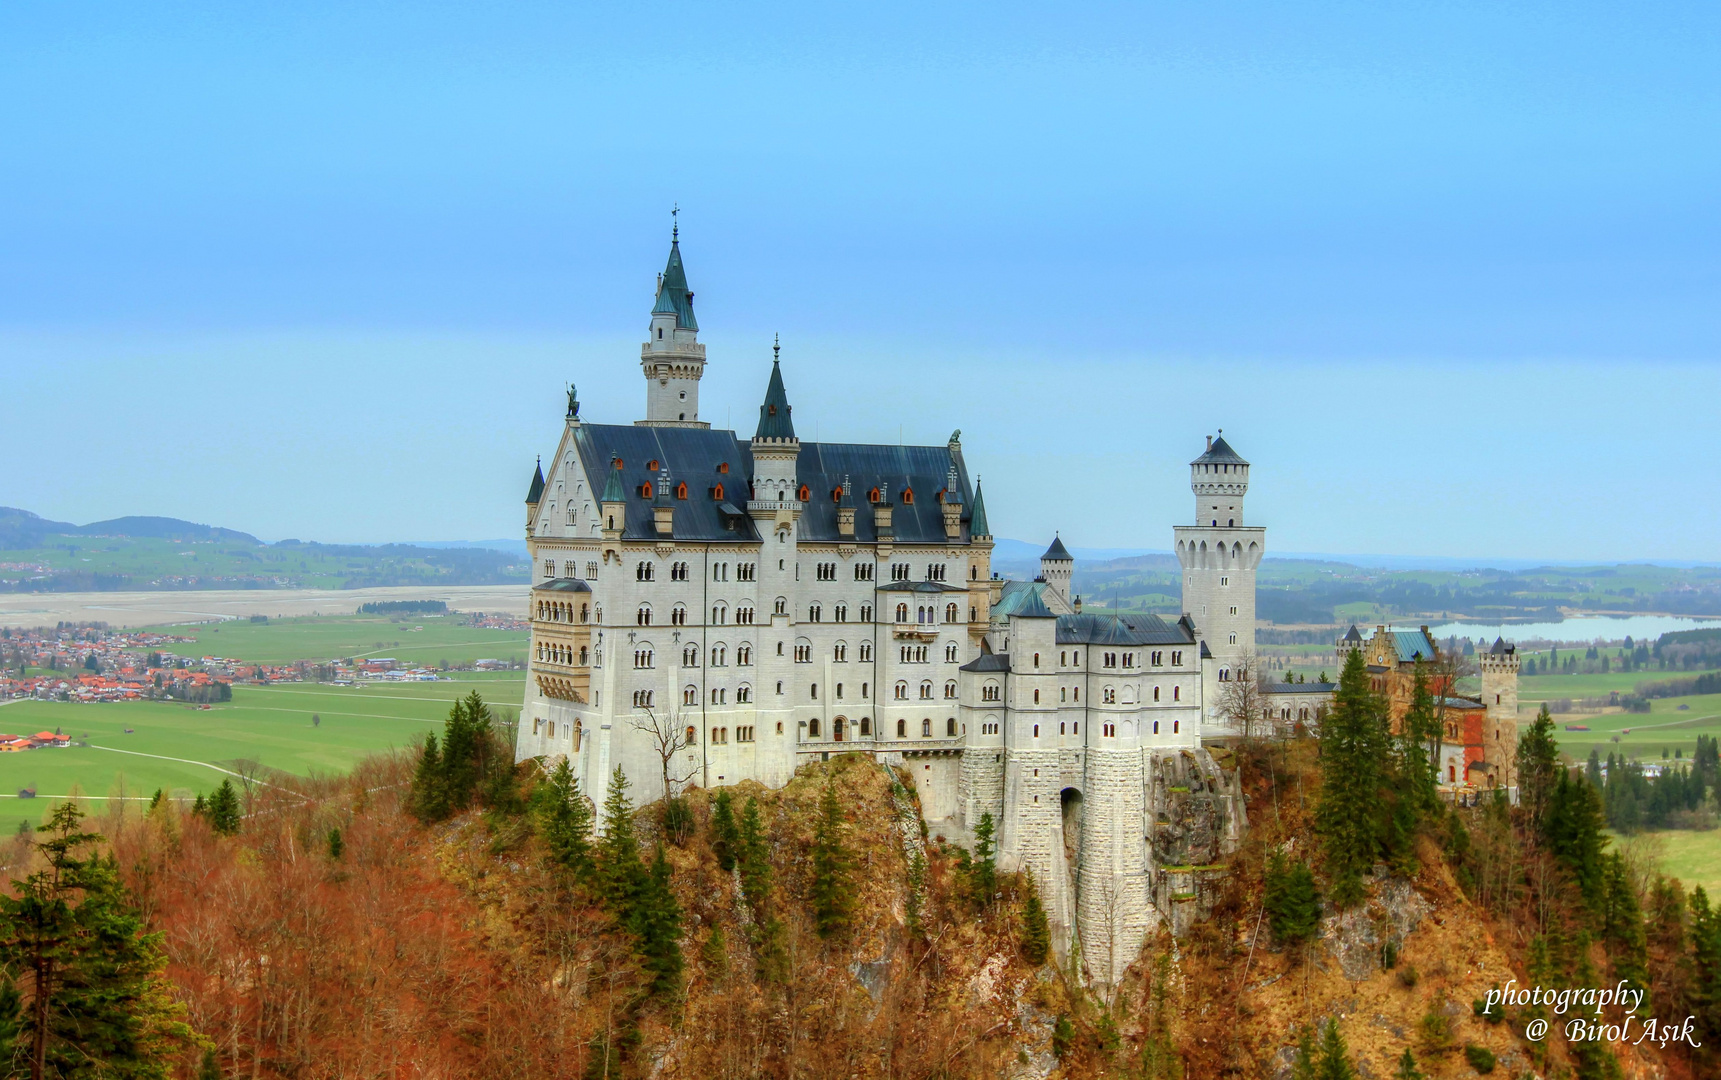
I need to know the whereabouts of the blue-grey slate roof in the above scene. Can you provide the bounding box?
[755,360,796,440]
[570,423,973,543]
[960,653,1012,673]
[1041,535,1072,561]
[1055,613,1196,646]
[533,577,593,594]
[1192,434,1247,466]
[526,459,546,504]
[1263,681,1335,695]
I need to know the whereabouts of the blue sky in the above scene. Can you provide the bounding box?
[3,2,1718,560]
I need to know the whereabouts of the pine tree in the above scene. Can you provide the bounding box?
[709,787,738,872]
[811,780,855,937]
[633,843,683,997]
[326,827,344,861]
[970,811,998,908]
[1021,892,1051,965]
[535,757,593,879]
[1314,1018,1357,1080]
[206,779,241,836]
[737,797,772,917]
[1317,649,1389,907]
[1545,766,1609,911]
[1516,705,1560,832]
[596,768,647,920]
[1399,662,1439,814]
[1601,852,1648,1001]
[410,733,449,823]
[702,925,728,978]
[1265,852,1322,946]
[0,803,196,1077]
[1290,1025,1318,1080]
[197,1047,222,1080]
[1393,1047,1425,1079]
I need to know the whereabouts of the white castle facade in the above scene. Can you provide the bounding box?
[514,232,1250,982]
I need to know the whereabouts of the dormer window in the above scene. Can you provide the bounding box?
[717,462,729,474]
[768,404,778,415]
[712,483,724,499]
[869,487,881,503]
[675,482,688,500]
[647,460,659,471]
[641,482,653,499]
[902,488,914,504]
[798,484,810,501]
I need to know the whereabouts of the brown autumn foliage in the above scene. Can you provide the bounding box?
[90,751,1064,1079]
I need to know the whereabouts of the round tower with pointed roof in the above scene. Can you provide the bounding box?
[640,219,710,428]
[1173,432,1266,732]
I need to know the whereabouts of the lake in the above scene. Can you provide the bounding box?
[1421,614,1720,645]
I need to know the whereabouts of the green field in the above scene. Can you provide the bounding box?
[0,675,523,833]
[143,613,529,668]
[1544,691,1721,762]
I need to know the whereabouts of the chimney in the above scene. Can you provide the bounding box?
[1206,435,1212,451]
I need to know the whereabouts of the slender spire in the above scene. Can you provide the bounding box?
[601,455,626,503]
[650,215,697,331]
[754,343,796,441]
[969,478,990,537]
[525,456,545,504]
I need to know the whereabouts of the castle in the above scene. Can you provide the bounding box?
[512,229,1505,982]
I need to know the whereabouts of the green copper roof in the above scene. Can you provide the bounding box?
[754,360,796,440]
[969,479,990,536]
[651,238,698,331]
[600,456,626,502]
[525,458,545,504]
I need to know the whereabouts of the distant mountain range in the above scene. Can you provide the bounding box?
[0,508,260,549]
[0,508,528,593]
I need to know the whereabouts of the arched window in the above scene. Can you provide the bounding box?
[685,726,697,744]
[896,718,907,737]
[637,605,652,626]
[798,484,810,501]
[921,718,931,737]
[671,604,687,626]
[902,487,914,504]
[919,681,933,700]
[675,482,687,499]
[944,680,957,699]
[713,483,724,499]
[808,717,820,737]
[1173,686,1181,701]
[1153,685,1160,701]
[946,717,957,736]
[683,686,697,706]
[896,603,908,622]
[579,646,588,665]
[869,487,881,503]
[895,681,908,700]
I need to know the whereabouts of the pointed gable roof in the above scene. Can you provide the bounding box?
[1192,434,1247,466]
[525,458,545,504]
[969,479,990,537]
[651,236,698,331]
[1009,589,1058,619]
[755,360,796,440]
[1343,624,1363,643]
[1042,535,1072,562]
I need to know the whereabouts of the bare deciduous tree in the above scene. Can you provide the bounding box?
[628,705,699,801]
[1217,650,1267,740]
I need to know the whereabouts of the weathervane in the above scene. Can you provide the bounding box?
[773,333,780,362]
[672,202,679,241]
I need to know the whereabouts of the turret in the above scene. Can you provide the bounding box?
[1191,432,1249,526]
[747,338,802,531]
[525,457,545,531]
[600,455,627,538]
[1039,535,1073,606]
[639,218,709,428]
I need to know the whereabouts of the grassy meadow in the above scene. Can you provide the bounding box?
[144,613,529,667]
[0,673,523,834]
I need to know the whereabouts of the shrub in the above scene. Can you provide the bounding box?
[1463,1044,1496,1072]
[1397,964,1419,988]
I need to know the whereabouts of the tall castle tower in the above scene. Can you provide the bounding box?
[1480,638,1521,797]
[639,220,709,428]
[1174,433,1265,727]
